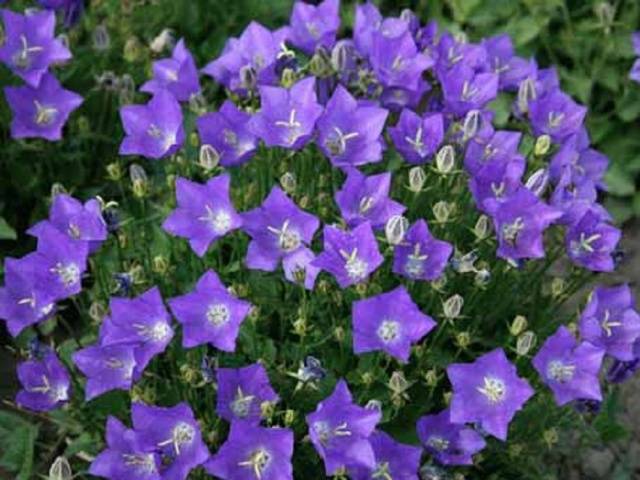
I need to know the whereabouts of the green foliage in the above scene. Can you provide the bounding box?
[0,411,39,480]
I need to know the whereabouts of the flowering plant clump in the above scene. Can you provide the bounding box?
[2,1,640,479]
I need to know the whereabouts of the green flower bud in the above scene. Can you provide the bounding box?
[129,163,148,198]
[443,294,464,319]
[435,145,455,174]
[543,428,559,449]
[517,77,536,114]
[334,326,346,343]
[152,255,169,275]
[280,172,297,193]
[433,201,454,223]
[49,456,72,480]
[509,315,528,336]
[199,144,220,171]
[408,166,426,193]
[123,36,142,63]
[284,409,297,427]
[455,331,471,349]
[474,214,491,240]
[534,135,552,157]
[106,162,123,181]
[424,369,439,387]
[385,215,409,245]
[516,331,536,356]
[281,68,297,89]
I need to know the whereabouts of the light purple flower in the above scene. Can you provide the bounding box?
[529,90,587,143]
[282,247,321,290]
[388,109,444,164]
[288,0,340,55]
[463,129,523,176]
[392,220,453,281]
[548,138,608,189]
[469,160,525,214]
[566,209,621,272]
[481,34,535,91]
[348,430,422,480]
[72,343,137,400]
[353,3,383,57]
[16,351,70,412]
[441,65,499,117]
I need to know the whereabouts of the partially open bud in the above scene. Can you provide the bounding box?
[517,77,536,114]
[385,215,409,245]
[516,331,536,356]
[435,145,455,174]
[462,110,481,141]
[199,144,220,171]
[149,28,175,53]
[443,294,464,319]
[433,201,453,223]
[534,134,552,157]
[408,166,426,193]
[474,268,491,286]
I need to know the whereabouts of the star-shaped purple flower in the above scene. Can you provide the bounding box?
[141,39,201,102]
[566,209,621,272]
[312,222,383,288]
[529,90,587,143]
[469,159,525,214]
[348,430,422,480]
[72,343,137,400]
[441,65,499,117]
[447,348,534,440]
[533,326,604,406]
[352,286,436,363]
[119,90,185,159]
[4,72,83,141]
[388,109,444,164]
[241,186,320,272]
[482,34,535,91]
[216,363,279,424]
[168,270,251,351]
[288,0,340,55]
[16,351,70,412]
[205,422,294,480]
[392,220,453,281]
[463,129,523,176]
[282,247,321,290]
[306,379,381,475]
[163,175,243,257]
[0,9,71,87]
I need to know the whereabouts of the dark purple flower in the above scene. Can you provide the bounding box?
[132,402,210,480]
[316,86,388,168]
[119,90,185,159]
[529,90,587,143]
[72,343,137,400]
[447,348,534,440]
[215,363,279,424]
[352,286,436,363]
[196,100,258,167]
[441,65,499,117]
[392,219,453,281]
[607,343,640,384]
[4,72,83,141]
[349,430,422,480]
[306,379,381,475]
[38,0,84,27]
[312,222,383,288]
[579,284,640,361]
[16,351,70,412]
[163,175,243,257]
[416,408,486,466]
[388,109,444,164]
[168,270,251,351]
[0,9,71,86]
[249,77,323,149]
[335,169,405,230]
[566,209,621,272]
[241,186,320,271]
[481,34,535,90]
[288,0,340,55]
[532,326,604,406]
[90,416,161,480]
[205,422,294,480]
[433,33,489,76]
[141,39,201,102]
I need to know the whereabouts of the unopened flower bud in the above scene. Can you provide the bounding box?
[89,302,106,323]
[456,331,471,349]
[129,164,148,198]
[118,74,135,105]
[595,2,615,33]
[309,46,332,77]
[331,40,353,73]
[534,135,552,157]
[517,77,536,114]
[152,255,169,275]
[260,401,276,420]
[443,294,464,319]
[93,24,110,51]
[516,331,536,356]
[385,215,409,245]
[180,364,199,384]
[292,317,308,337]
[408,166,426,193]
[189,92,207,115]
[543,428,559,448]
[49,456,72,480]
[123,36,142,63]
[474,214,491,239]
[334,326,345,343]
[424,369,439,387]
[280,68,297,89]
[284,409,297,427]
[462,110,481,141]
[474,268,491,286]
[199,144,220,171]
[443,391,453,405]
[51,183,67,198]
[149,28,175,54]
[298,195,310,209]
[106,162,123,181]
[431,275,447,291]
[433,201,453,223]
[280,172,297,193]
[510,315,528,336]
[365,399,382,411]
[525,168,549,197]
[451,250,477,273]
[435,145,455,174]
[551,277,565,297]
[508,443,524,458]
[361,372,374,386]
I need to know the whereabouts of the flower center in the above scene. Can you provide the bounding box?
[570,232,602,256]
[13,35,43,69]
[502,217,525,246]
[238,448,272,480]
[427,435,450,452]
[405,243,428,277]
[340,248,368,281]
[268,219,301,253]
[199,205,232,234]
[325,126,359,156]
[230,387,255,418]
[274,109,303,145]
[206,303,230,326]
[546,360,576,383]
[358,196,375,214]
[33,100,58,126]
[461,81,479,101]
[548,111,565,129]
[372,461,393,480]
[377,319,400,343]
[51,262,80,288]
[600,309,622,337]
[158,422,195,456]
[313,421,351,446]
[147,123,176,151]
[223,128,238,147]
[477,376,506,403]
[405,126,425,154]
[67,223,82,239]
[133,322,171,342]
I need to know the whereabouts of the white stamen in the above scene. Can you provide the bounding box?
[477,376,506,403]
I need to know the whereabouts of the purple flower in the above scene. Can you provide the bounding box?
[131,402,210,480]
[168,270,251,351]
[447,348,534,440]
[215,363,279,424]
[441,65,499,117]
[249,77,323,149]
[282,247,321,290]
[163,175,243,257]
[37,0,84,27]
[416,409,486,466]
[388,109,444,164]
[16,351,70,412]
[306,379,381,475]
[312,222,383,288]
[316,85,388,168]
[532,326,604,406]
[548,138,608,189]
[348,430,422,480]
[288,0,340,55]
[119,90,185,159]
[98,288,173,377]
[566,209,621,272]
[469,160,525,214]
[205,422,294,480]
[606,341,640,384]
[72,343,137,400]
[631,32,640,83]
[241,186,320,271]
[392,220,453,281]
[141,39,201,102]
[463,129,523,176]
[0,9,71,87]
[352,285,436,363]
[579,284,640,361]
[196,100,258,167]
[335,169,405,230]
[353,3,383,57]
[529,90,587,143]
[481,34,535,91]
[90,416,161,480]
[4,72,82,141]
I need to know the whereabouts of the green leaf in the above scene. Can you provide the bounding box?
[0,217,16,240]
[0,411,39,480]
[504,16,543,47]
[445,0,481,22]
[605,165,636,196]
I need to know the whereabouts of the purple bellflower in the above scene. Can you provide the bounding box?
[468,159,525,214]
[441,65,499,117]
[16,351,70,412]
[566,209,621,272]
[463,129,523,176]
[388,109,444,164]
[282,247,321,290]
[548,138,608,189]
[72,343,137,400]
[288,0,340,55]
[349,430,423,480]
[529,90,587,143]
[353,3,383,57]
[481,34,535,91]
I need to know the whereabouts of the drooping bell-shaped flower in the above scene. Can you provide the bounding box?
[16,351,70,412]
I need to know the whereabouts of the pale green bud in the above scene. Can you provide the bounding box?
[433,201,453,223]
[408,166,426,192]
[534,135,552,157]
[385,215,409,245]
[199,144,220,171]
[435,145,455,174]
[509,315,528,336]
[516,331,536,356]
[280,172,297,193]
[49,456,72,480]
[443,294,464,319]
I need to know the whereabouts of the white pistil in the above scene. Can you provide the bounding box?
[491,182,506,198]
[358,196,375,214]
[427,435,450,452]
[51,262,80,288]
[405,243,428,277]
[547,111,565,129]
[339,248,368,281]
[157,422,195,456]
[404,126,425,154]
[372,461,393,480]
[601,309,622,337]
[34,100,58,126]
[13,35,43,69]
[461,81,478,101]
[275,110,302,145]
[325,126,359,156]
[267,219,301,252]
[547,360,576,383]
[206,303,230,326]
[147,124,176,151]
[477,376,506,404]
[314,421,351,446]
[391,55,405,71]
[571,232,602,255]
[198,205,231,234]
[238,448,272,480]
[67,223,81,239]
[122,453,157,473]
[230,387,255,418]
[377,319,400,343]
[133,322,171,342]
[165,69,179,82]
[27,375,51,394]
[223,128,238,147]
[502,217,525,246]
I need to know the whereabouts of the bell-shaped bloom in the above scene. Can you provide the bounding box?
[119,90,185,159]
[37,0,84,27]
[529,90,587,143]
[306,379,381,475]
[99,288,173,377]
[388,109,444,164]
[353,2,383,57]
[469,159,525,214]
[241,186,320,272]
[312,222,383,288]
[447,348,534,440]
[216,363,279,424]
[579,284,640,361]
[282,247,321,290]
[141,39,200,102]
[249,77,323,150]
[566,209,620,272]
[90,416,162,480]
[288,0,340,55]
[441,65,499,117]
[606,340,640,384]
[416,408,486,466]
[16,351,70,412]
[4,72,82,141]
[464,130,523,176]
[335,169,405,230]
[163,175,243,257]
[533,326,604,406]
[548,138,608,190]
[549,168,605,225]
[348,430,422,480]
[131,402,210,480]
[196,100,258,167]
[482,34,535,91]
[392,220,453,281]
[168,270,251,351]
[72,343,137,400]
[0,9,71,86]
[352,286,436,363]
[434,32,489,76]
[316,85,388,169]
